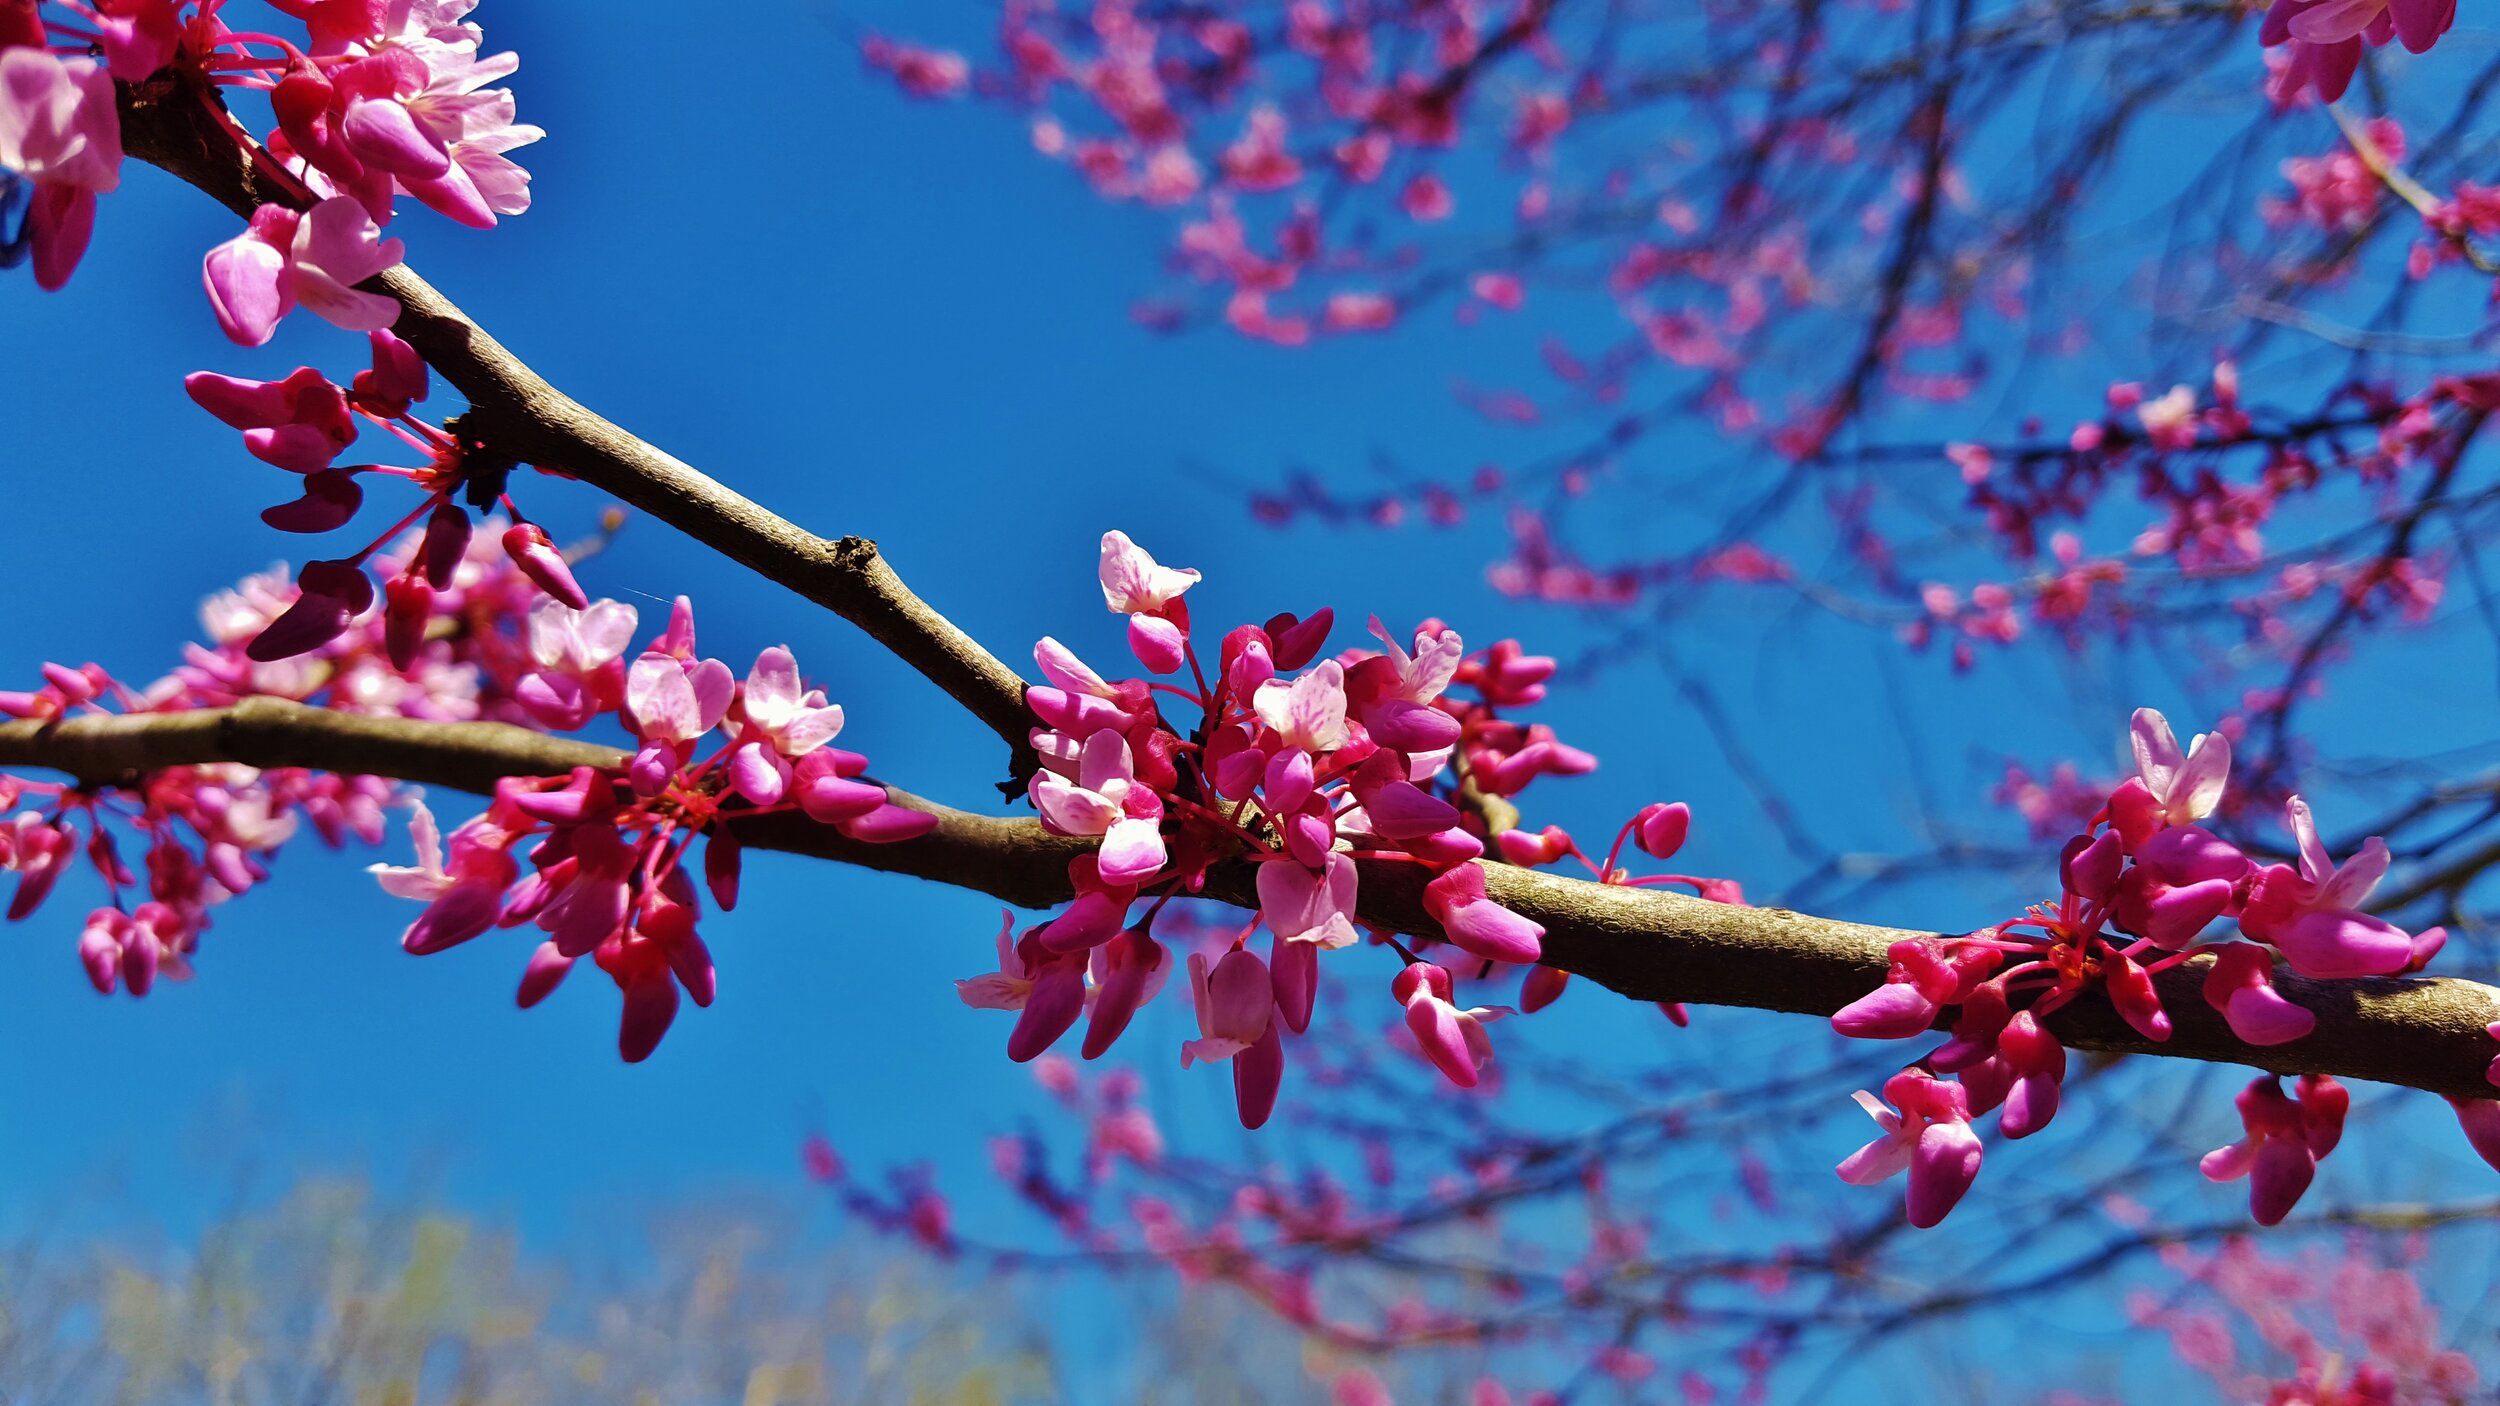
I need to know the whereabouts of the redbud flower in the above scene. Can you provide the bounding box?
[203,197,406,346]
[1083,927,1168,1058]
[1394,961,1511,1089]
[2202,1074,2346,1224]
[1836,1069,1984,1227]
[2239,797,2417,978]
[1183,947,1283,1129]
[369,801,518,955]
[0,49,122,290]
[1422,863,1544,965]
[2201,942,2317,1046]
[499,522,587,609]
[2128,707,2231,829]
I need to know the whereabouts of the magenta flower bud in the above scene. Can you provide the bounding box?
[1355,771,1462,841]
[1211,738,1266,801]
[185,369,297,428]
[2120,874,2236,949]
[2201,943,2315,1046]
[502,522,588,608]
[247,560,373,662]
[269,70,346,167]
[1400,825,1485,867]
[402,880,501,955]
[1082,929,1165,1059]
[1958,1056,2013,1116]
[1226,636,1275,695]
[1906,1121,1983,1228]
[2407,925,2449,972]
[39,662,93,703]
[420,502,472,588]
[617,972,681,1064]
[704,830,742,912]
[1282,809,1335,868]
[383,574,431,671]
[2298,1074,2349,1158]
[1367,697,1463,752]
[2104,777,2164,852]
[549,873,630,958]
[1520,964,1570,1012]
[2134,825,2253,886]
[77,909,124,995]
[1008,951,1087,1063]
[1831,980,1938,1040]
[244,422,350,472]
[1039,888,1130,952]
[515,940,573,1007]
[262,468,365,534]
[627,742,678,797]
[3,826,66,921]
[1234,1021,1285,1129]
[1127,613,1186,674]
[1270,930,1319,1033]
[1423,864,1544,965]
[1928,982,2011,1070]
[1266,608,1334,671]
[1496,825,1572,867]
[1025,686,1136,736]
[2057,829,2124,902]
[359,328,428,411]
[1263,749,1316,813]
[2102,950,2173,1042]
[1635,802,1691,861]
[2265,907,2416,980]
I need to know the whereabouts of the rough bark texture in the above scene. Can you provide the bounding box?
[7,702,2494,1101]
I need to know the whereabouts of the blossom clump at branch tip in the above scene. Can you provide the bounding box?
[1829,707,2441,1226]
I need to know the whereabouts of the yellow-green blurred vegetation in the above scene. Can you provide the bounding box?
[0,1178,1088,1406]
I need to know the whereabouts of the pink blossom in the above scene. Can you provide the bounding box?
[1029,730,1168,885]
[2128,707,2231,829]
[1394,961,1510,1089]
[0,49,122,289]
[2201,1074,2347,1224]
[369,800,518,954]
[2238,797,2418,979]
[1836,1069,1984,1227]
[203,197,406,346]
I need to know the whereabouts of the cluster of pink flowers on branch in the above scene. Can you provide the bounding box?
[377,597,936,1061]
[0,524,580,994]
[185,328,586,666]
[0,0,537,326]
[1831,708,2456,1228]
[961,531,1730,1127]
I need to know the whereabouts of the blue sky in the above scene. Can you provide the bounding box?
[3,0,2497,1394]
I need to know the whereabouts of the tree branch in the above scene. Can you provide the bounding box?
[7,701,2495,1103]
[113,78,1036,765]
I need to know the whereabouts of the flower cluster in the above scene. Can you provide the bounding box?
[0,533,573,993]
[1,0,537,329]
[186,328,584,665]
[377,597,935,1061]
[960,531,1724,1128]
[1830,707,2448,1226]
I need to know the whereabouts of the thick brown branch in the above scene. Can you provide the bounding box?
[9,702,2496,1102]
[113,80,1035,763]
